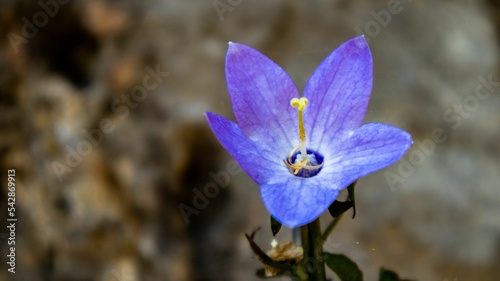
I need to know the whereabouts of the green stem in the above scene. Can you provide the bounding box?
[299,226,311,281]
[321,212,344,244]
[310,218,327,281]
[300,225,311,260]
[300,218,327,281]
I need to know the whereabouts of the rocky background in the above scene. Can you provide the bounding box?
[1,0,499,280]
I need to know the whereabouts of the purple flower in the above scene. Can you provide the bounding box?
[205,36,412,228]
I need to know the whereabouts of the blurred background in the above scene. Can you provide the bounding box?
[1,0,499,280]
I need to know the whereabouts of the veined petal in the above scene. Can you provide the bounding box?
[320,123,412,189]
[205,112,289,185]
[260,178,339,228]
[303,36,373,151]
[226,42,300,156]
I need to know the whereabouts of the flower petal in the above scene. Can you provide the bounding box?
[225,42,300,156]
[303,36,373,151]
[321,123,412,188]
[260,178,339,228]
[205,112,289,185]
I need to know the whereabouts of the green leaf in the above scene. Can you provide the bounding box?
[347,181,357,218]
[328,200,352,217]
[327,181,357,218]
[378,268,416,281]
[270,216,282,237]
[323,252,363,281]
[379,268,400,281]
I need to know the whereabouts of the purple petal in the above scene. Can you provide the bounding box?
[260,178,339,228]
[205,112,290,185]
[303,36,373,152]
[226,42,300,157]
[320,123,412,188]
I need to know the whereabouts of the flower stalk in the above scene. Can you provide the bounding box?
[300,218,326,281]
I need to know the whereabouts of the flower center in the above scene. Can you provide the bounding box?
[283,97,324,177]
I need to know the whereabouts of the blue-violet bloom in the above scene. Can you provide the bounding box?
[205,36,412,228]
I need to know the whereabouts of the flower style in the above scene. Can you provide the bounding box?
[205,36,412,228]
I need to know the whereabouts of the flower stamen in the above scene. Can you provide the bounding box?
[290,97,308,156]
[284,98,324,177]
